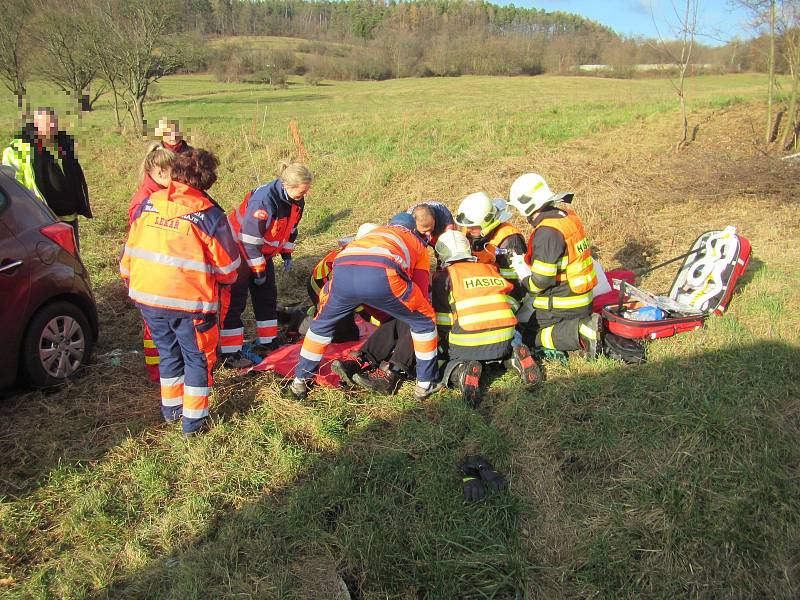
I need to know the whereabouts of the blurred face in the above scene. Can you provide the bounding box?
[33,111,57,141]
[150,165,171,187]
[465,226,482,239]
[285,182,311,200]
[161,127,182,146]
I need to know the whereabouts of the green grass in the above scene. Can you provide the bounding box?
[1,72,799,598]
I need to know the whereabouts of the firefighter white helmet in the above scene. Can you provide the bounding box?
[435,230,476,265]
[455,192,512,236]
[508,173,574,217]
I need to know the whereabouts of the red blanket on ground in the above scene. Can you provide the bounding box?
[250,268,634,387]
[249,320,376,387]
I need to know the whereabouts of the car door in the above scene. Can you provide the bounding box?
[0,185,32,386]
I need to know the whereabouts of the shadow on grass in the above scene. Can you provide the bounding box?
[0,246,336,498]
[307,209,353,236]
[77,339,800,599]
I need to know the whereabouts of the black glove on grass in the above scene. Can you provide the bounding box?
[462,476,486,502]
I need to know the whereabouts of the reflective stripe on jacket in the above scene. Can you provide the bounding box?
[440,261,517,348]
[228,178,304,274]
[2,139,43,199]
[524,206,597,310]
[334,225,431,295]
[120,180,241,313]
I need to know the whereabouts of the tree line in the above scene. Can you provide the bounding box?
[1,0,797,146]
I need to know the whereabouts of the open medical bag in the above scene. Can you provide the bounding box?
[602,227,751,340]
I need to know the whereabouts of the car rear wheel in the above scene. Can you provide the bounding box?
[22,301,94,387]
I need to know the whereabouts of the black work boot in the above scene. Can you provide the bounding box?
[352,365,402,395]
[218,350,254,369]
[504,344,543,387]
[331,354,373,387]
[450,361,482,407]
[251,333,288,358]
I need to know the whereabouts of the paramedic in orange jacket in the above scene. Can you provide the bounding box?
[507,173,601,358]
[220,161,313,368]
[432,230,541,406]
[120,149,241,435]
[291,213,438,400]
[307,223,381,343]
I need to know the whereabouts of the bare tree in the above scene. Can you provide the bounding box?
[733,1,778,143]
[651,0,700,147]
[0,0,32,108]
[30,0,105,110]
[775,1,800,149]
[92,0,183,134]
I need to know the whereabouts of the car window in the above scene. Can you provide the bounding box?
[0,175,56,235]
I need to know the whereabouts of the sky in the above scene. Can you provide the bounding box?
[508,1,759,46]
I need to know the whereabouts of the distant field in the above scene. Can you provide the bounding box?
[1,73,798,599]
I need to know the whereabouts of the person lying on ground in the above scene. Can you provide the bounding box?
[408,200,455,246]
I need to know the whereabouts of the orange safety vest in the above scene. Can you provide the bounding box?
[446,261,517,347]
[525,206,597,296]
[469,222,521,265]
[120,181,240,313]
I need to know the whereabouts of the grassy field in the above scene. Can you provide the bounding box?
[1,72,799,598]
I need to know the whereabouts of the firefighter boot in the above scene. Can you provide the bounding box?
[450,361,482,407]
[505,344,542,387]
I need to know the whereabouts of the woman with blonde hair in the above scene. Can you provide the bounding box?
[220,161,314,367]
[128,142,177,224]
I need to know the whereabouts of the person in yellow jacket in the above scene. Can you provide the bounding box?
[120,149,241,435]
[2,108,91,249]
[432,230,541,406]
[507,172,601,358]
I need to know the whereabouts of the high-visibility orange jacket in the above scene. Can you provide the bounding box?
[466,221,527,303]
[522,206,597,313]
[120,180,241,313]
[432,261,517,360]
[228,178,304,275]
[334,225,431,297]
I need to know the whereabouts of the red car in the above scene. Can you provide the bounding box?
[0,165,98,388]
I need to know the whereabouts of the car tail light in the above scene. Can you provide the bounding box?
[40,222,77,257]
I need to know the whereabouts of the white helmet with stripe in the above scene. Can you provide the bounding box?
[508,173,574,217]
[435,230,476,265]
